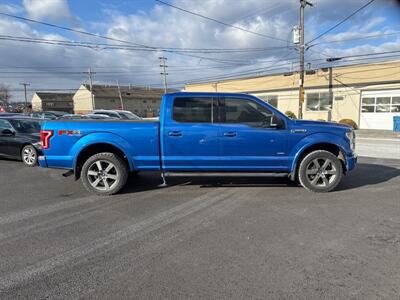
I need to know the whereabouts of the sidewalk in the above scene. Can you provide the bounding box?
[356,134,400,159]
[355,129,400,139]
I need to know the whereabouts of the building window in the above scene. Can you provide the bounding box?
[306,92,331,111]
[45,102,55,107]
[362,96,400,113]
[392,97,400,112]
[257,95,278,108]
[143,100,147,103]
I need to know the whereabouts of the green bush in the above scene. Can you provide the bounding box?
[339,119,358,129]
[285,111,297,119]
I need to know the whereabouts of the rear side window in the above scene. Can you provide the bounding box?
[173,97,216,123]
[0,119,12,129]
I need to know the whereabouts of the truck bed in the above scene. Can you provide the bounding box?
[41,120,161,170]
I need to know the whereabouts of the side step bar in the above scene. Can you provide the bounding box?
[164,172,289,178]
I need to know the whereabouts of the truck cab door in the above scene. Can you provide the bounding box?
[218,96,290,171]
[162,96,220,170]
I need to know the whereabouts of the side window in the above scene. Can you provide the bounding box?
[0,119,12,130]
[173,97,216,123]
[223,98,280,128]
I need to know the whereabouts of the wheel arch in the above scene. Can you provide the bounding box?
[290,142,346,180]
[74,143,131,179]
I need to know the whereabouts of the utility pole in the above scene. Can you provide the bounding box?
[159,57,168,93]
[116,80,124,110]
[83,68,96,110]
[298,0,313,119]
[19,82,30,110]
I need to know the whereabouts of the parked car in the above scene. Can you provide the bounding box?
[0,116,42,166]
[39,92,357,195]
[59,114,88,120]
[85,113,116,119]
[91,110,141,120]
[31,111,68,120]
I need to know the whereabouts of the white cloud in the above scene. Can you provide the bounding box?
[22,0,73,21]
[0,0,397,101]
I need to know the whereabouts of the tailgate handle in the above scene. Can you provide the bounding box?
[223,131,237,137]
[168,131,182,137]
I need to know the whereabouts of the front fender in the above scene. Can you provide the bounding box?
[290,132,351,173]
[70,132,134,170]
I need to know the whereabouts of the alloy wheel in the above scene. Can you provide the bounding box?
[305,158,338,188]
[23,147,36,166]
[87,160,119,191]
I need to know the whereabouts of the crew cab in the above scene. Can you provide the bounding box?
[38,92,357,195]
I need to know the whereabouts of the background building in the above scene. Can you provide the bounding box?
[185,60,400,130]
[31,92,74,113]
[73,84,171,117]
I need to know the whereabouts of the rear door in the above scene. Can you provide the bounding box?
[0,119,15,157]
[219,96,289,171]
[162,96,220,170]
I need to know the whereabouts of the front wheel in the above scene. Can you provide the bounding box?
[81,152,128,196]
[21,145,38,167]
[298,150,343,193]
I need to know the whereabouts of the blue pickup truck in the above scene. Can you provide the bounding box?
[38,92,357,195]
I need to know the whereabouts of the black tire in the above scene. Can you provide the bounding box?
[81,152,128,196]
[21,145,38,167]
[298,150,343,193]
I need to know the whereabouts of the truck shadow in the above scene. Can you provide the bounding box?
[120,163,400,194]
[336,163,400,191]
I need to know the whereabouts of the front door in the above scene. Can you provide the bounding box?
[162,96,220,170]
[219,96,289,171]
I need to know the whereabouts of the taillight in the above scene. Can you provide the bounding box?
[40,130,53,149]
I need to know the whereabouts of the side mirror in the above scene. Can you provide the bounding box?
[1,129,15,136]
[270,116,285,129]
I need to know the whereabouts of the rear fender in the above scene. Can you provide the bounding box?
[70,132,134,171]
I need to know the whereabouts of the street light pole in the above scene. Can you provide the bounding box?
[19,82,30,110]
[159,57,168,94]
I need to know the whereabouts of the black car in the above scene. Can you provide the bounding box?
[0,116,42,166]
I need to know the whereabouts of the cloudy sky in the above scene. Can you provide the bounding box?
[0,0,399,101]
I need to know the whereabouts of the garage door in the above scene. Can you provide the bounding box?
[360,90,400,130]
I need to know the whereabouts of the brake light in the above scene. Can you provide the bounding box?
[40,130,53,149]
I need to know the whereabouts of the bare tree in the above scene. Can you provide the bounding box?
[0,84,11,104]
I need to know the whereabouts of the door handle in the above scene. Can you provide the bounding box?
[223,131,237,137]
[168,131,182,137]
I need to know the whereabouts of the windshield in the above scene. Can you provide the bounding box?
[118,111,141,120]
[9,119,41,133]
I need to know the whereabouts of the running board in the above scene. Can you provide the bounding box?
[164,172,289,178]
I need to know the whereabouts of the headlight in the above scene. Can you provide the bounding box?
[345,130,355,151]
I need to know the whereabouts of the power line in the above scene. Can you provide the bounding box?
[154,0,288,43]
[0,12,151,49]
[307,0,377,45]
[310,30,400,47]
[0,34,295,53]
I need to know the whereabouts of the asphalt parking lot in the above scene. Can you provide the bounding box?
[0,157,400,299]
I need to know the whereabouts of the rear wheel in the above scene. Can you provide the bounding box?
[21,145,38,167]
[81,152,128,196]
[298,150,343,192]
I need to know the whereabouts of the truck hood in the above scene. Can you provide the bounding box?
[294,119,351,130]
